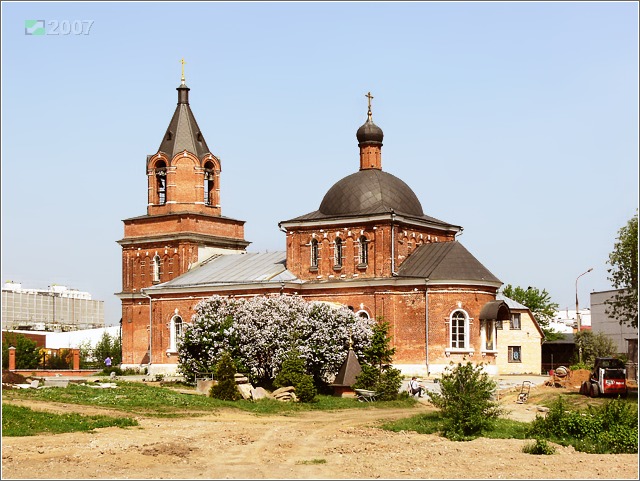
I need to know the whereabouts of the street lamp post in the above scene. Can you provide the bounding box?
[575,267,593,364]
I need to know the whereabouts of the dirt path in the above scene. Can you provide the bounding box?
[2,393,638,480]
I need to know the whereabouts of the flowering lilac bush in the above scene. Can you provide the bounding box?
[177,295,374,385]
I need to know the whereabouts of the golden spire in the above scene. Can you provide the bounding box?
[181,58,186,84]
[365,91,374,121]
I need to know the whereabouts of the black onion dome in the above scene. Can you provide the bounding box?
[319,169,424,217]
[356,118,384,145]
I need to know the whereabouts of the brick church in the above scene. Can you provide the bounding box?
[117,72,543,377]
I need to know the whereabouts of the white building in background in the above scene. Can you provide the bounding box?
[590,289,638,357]
[1,282,105,332]
[548,308,591,334]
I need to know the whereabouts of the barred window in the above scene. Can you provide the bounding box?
[358,236,368,266]
[152,255,161,283]
[334,238,343,267]
[310,239,319,268]
[508,346,522,363]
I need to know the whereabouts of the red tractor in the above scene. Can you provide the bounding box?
[580,357,628,398]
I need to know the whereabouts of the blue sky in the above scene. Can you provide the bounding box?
[2,1,638,326]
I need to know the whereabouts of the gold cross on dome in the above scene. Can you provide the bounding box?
[365,91,374,110]
[181,58,186,82]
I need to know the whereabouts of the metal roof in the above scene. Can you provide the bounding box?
[397,241,501,284]
[157,85,210,159]
[479,300,511,321]
[331,349,362,387]
[282,169,459,230]
[150,251,298,289]
[496,293,528,310]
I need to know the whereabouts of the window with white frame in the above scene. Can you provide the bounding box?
[152,255,161,283]
[450,310,468,349]
[358,235,368,266]
[169,315,183,352]
[510,313,521,330]
[334,238,343,268]
[310,239,319,269]
[508,346,522,363]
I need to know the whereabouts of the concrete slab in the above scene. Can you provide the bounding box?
[44,379,69,388]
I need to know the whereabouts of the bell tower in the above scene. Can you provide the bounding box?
[117,62,250,365]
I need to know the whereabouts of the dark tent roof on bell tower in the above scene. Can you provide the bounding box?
[157,76,211,159]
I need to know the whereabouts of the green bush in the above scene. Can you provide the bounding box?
[376,367,403,401]
[45,349,74,369]
[2,333,40,369]
[427,362,503,440]
[209,351,241,401]
[274,349,317,403]
[101,366,124,376]
[522,438,556,455]
[352,320,402,401]
[352,364,379,390]
[527,396,638,454]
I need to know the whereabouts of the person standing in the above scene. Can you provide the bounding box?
[104,356,112,368]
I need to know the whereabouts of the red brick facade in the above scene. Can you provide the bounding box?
[119,81,541,377]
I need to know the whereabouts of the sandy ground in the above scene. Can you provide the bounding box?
[2,380,639,480]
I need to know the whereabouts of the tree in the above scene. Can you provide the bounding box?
[93,332,122,366]
[209,351,242,401]
[605,212,638,329]
[362,320,396,378]
[353,320,402,401]
[2,333,40,369]
[178,295,374,385]
[501,284,560,339]
[274,348,317,403]
[427,362,503,440]
[573,330,617,366]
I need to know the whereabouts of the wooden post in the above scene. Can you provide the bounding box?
[8,346,16,371]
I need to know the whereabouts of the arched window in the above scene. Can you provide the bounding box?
[152,255,161,283]
[310,239,319,268]
[334,237,343,268]
[450,310,469,349]
[355,310,370,320]
[169,315,183,353]
[155,161,167,205]
[358,235,368,266]
[204,161,215,206]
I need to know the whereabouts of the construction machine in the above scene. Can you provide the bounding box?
[579,357,628,398]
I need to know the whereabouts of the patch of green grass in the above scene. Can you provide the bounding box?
[296,458,327,465]
[381,412,530,440]
[2,403,138,437]
[1,381,417,418]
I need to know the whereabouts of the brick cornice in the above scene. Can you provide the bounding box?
[117,232,250,249]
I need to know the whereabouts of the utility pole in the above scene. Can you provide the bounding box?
[575,267,593,364]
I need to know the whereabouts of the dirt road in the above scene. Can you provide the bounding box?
[2,386,638,480]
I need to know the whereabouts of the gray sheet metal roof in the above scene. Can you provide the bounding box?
[397,241,501,284]
[151,251,298,289]
[496,293,528,310]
